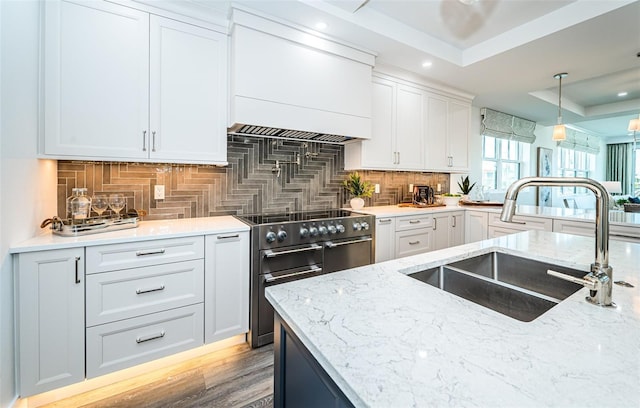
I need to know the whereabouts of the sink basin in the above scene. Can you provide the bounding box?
[409,252,584,322]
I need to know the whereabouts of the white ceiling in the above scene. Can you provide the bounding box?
[200,0,640,139]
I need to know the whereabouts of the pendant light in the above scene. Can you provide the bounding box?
[630,113,640,149]
[552,72,568,141]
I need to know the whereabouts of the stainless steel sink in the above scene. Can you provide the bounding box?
[409,253,584,322]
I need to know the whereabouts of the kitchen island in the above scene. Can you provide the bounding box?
[266,230,640,407]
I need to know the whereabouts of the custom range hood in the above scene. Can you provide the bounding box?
[228,7,375,144]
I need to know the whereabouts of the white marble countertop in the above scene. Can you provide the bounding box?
[266,231,640,407]
[355,204,640,226]
[10,216,249,253]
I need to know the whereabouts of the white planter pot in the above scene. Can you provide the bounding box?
[350,197,365,210]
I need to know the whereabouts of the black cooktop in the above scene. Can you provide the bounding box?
[236,209,356,225]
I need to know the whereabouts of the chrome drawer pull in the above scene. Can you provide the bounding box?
[136,284,165,295]
[409,220,421,224]
[264,244,321,258]
[217,234,240,240]
[264,266,322,283]
[325,237,373,248]
[409,240,420,245]
[379,219,392,224]
[136,249,166,256]
[136,330,166,344]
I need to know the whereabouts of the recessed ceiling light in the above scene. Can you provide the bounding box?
[422,61,433,68]
[618,91,628,97]
[315,21,328,30]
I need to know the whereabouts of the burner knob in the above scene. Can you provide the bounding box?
[299,227,310,238]
[361,221,370,231]
[336,224,345,233]
[318,225,328,235]
[309,226,319,237]
[277,229,288,242]
[328,224,337,234]
[266,231,276,243]
[353,222,361,231]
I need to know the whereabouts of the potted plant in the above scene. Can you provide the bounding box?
[457,176,476,201]
[343,172,374,210]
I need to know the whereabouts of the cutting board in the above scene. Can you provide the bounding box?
[397,203,446,208]
[459,200,503,207]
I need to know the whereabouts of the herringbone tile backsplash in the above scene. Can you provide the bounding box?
[58,135,451,220]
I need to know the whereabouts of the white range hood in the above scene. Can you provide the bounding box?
[228,7,375,143]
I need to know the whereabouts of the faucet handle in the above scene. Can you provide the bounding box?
[547,269,597,290]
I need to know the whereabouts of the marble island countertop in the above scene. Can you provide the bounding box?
[9,216,249,253]
[266,231,640,407]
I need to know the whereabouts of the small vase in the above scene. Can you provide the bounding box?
[350,197,365,210]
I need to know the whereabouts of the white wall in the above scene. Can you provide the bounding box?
[1,1,58,406]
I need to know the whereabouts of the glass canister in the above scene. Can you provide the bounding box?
[66,188,92,221]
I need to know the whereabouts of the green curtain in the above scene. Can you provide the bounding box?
[606,143,633,195]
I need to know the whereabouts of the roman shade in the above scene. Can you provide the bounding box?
[557,128,600,154]
[480,108,536,144]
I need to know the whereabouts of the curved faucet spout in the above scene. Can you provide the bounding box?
[499,177,614,307]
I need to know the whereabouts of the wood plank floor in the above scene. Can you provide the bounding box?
[42,343,274,408]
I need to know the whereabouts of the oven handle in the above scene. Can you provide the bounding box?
[264,244,322,258]
[264,266,323,283]
[325,237,373,248]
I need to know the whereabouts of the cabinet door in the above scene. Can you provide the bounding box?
[43,0,149,159]
[149,16,227,164]
[432,213,450,251]
[204,231,250,343]
[358,78,396,168]
[425,95,449,169]
[396,229,433,258]
[465,211,488,243]
[395,85,424,170]
[447,101,470,170]
[15,248,85,397]
[449,212,465,246]
[375,217,396,262]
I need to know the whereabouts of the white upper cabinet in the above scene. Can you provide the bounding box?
[345,76,424,170]
[425,94,471,172]
[43,0,227,164]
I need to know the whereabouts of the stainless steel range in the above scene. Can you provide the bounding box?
[236,209,375,348]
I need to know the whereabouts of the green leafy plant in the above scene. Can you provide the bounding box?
[343,172,374,198]
[457,176,476,195]
[616,198,629,206]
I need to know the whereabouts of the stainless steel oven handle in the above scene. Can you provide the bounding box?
[325,237,373,248]
[264,266,323,283]
[264,244,322,258]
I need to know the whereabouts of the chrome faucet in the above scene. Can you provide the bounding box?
[500,177,615,307]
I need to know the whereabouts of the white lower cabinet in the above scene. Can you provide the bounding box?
[14,248,85,397]
[465,210,489,243]
[553,218,640,243]
[204,232,250,344]
[395,214,434,258]
[86,304,204,378]
[375,217,396,263]
[15,230,250,396]
[487,213,552,238]
[432,211,465,250]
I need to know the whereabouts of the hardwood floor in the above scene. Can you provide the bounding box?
[42,343,274,408]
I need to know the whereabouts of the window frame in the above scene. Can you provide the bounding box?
[481,136,527,190]
[557,147,595,195]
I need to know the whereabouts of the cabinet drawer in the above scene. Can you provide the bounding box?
[86,260,204,326]
[396,229,432,258]
[395,215,433,231]
[86,304,204,378]
[86,236,204,273]
[487,213,552,231]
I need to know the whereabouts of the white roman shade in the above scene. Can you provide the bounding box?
[480,108,536,144]
[557,128,600,154]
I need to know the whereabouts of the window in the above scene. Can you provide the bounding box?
[482,136,529,190]
[557,147,595,194]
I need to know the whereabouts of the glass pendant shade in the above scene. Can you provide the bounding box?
[552,124,566,141]
[629,118,640,132]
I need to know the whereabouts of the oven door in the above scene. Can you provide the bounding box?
[323,236,373,274]
[258,264,324,342]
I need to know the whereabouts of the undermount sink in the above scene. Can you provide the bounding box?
[409,252,585,322]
